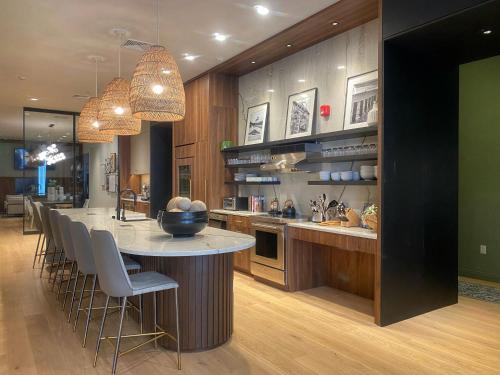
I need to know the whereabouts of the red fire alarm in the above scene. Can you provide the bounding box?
[320,105,330,117]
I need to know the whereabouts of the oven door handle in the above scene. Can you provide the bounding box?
[251,223,282,232]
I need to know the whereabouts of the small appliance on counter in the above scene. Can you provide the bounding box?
[281,199,296,218]
[223,196,249,211]
[141,184,150,201]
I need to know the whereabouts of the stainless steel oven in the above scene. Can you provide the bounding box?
[250,219,286,285]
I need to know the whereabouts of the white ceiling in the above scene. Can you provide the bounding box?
[0,0,337,140]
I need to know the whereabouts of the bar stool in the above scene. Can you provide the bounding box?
[39,205,60,281]
[57,214,79,311]
[49,209,71,294]
[30,201,44,269]
[91,229,181,374]
[67,220,141,347]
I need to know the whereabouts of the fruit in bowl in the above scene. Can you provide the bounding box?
[158,197,208,237]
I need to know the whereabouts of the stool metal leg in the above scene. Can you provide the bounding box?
[73,274,87,332]
[56,258,69,299]
[68,269,80,323]
[62,262,75,310]
[32,232,42,269]
[94,295,110,368]
[82,274,97,348]
[38,236,45,264]
[153,291,157,350]
[111,296,127,375]
[51,249,64,289]
[174,288,181,370]
[39,239,51,278]
[138,295,143,334]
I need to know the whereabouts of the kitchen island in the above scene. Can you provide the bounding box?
[58,208,255,351]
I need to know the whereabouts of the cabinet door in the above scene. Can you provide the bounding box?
[227,216,252,274]
[174,158,194,199]
[173,81,198,146]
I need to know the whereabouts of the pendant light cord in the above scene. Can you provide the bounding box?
[94,58,98,97]
[156,0,160,45]
[118,41,121,78]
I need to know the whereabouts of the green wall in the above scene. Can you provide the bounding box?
[459,55,500,282]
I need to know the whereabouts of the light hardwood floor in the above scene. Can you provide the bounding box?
[1,217,499,375]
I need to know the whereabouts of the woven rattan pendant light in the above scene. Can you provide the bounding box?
[77,57,114,144]
[129,0,185,121]
[98,37,141,136]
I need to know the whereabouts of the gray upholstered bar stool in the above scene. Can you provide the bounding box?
[30,201,45,268]
[49,209,72,295]
[39,205,60,282]
[91,229,181,374]
[57,214,80,311]
[67,220,141,347]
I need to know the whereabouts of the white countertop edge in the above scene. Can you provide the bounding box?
[121,198,150,203]
[210,209,266,217]
[118,236,256,257]
[287,222,377,240]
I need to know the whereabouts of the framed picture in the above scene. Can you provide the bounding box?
[244,103,269,145]
[343,70,378,130]
[285,88,317,139]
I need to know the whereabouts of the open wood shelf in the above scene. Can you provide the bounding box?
[305,153,378,163]
[225,163,265,169]
[308,180,377,186]
[221,126,378,154]
[225,181,281,185]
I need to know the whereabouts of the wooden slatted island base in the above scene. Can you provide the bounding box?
[56,208,255,352]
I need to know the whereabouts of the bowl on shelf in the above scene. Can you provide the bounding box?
[360,165,375,180]
[331,172,341,181]
[340,171,353,181]
[157,210,208,237]
[319,170,331,181]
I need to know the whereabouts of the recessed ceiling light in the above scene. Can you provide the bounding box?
[267,89,274,93]
[183,54,197,61]
[483,29,492,35]
[298,79,306,83]
[254,5,270,15]
[286,43,293,48]
[29,97,39,101]
[251,61,256,64]
[213,33,228,42]
[332,21,339,26]
[337,65,346,70]
[17,75,27,80]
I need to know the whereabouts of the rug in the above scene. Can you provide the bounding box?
[458,280,500,304]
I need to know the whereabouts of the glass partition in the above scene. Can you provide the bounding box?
[22,108,83,234]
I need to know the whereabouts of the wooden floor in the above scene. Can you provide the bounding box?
[1,217,499,375]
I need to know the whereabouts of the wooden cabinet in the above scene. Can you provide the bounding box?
[120,199,150,217]
[172,73,238,210]
[227,215,252,274]
[130,122,150,175]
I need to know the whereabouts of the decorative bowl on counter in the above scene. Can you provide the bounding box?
[157,210,208,237]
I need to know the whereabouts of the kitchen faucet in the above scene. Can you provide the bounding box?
[117,188,137,221]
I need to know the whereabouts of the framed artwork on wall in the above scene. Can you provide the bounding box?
[343,70,378,130]
[284,88,317,139]
[244,103,269,145]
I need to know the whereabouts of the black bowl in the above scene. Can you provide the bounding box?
[157,210,208,237]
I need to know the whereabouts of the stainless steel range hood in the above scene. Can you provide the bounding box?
[260,143,322,173]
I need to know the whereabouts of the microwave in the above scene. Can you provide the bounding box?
[223,197,248,211]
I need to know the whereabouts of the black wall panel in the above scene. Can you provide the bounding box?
[382,0,490,39]
[380,41,459,325]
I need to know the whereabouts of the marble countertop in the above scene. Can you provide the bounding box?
[210,209,267,217]
[57,208,255,257]
[287,222,377,240]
